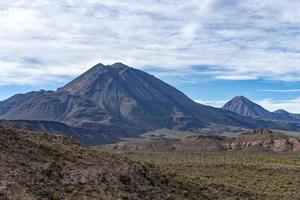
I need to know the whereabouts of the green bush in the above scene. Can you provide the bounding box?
[64,185,76,194]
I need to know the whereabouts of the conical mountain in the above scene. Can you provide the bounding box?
[0,63,208,133]
[222,96,273,118]
[56,62,204,130]
[222,96,300,122]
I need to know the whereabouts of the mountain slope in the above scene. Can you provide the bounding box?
[1,63,300,145]
[0,125,212,200]
[222,96,300,122]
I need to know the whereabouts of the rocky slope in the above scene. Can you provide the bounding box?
[0,125,212,200]
[1,63,300,145]
[104,129,300,153]
[222,96,300,122]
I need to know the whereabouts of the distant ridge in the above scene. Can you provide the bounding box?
[222,96,300,122]
[1,63,300,145]
[0,119,125,145]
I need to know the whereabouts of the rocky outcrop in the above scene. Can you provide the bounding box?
[241,128,273,135]
[288,138,300,151]
[105,129,300,153]
[185,135,226,141]
[223,129,300,152]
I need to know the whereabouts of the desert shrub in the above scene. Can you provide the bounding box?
[64,185,76,194]
[50,192,60,200]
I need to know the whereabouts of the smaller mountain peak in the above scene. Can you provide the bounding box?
[273,109,289,114]
[91,63,105,69]
[86,62,129,72]
[77,62,130,76]
[225,96,252,105]
[232,96,248,101]
[222,95,272,118]
[84,63,106,74]
[109,62,130,69]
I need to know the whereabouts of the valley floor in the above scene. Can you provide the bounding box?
[117,151,300,200]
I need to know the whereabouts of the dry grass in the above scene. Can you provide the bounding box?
[122,151,300,200]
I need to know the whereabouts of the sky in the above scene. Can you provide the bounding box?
[1,0,300,112]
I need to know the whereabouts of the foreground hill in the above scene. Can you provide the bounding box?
[1,63,300,145]
[104,129,300,153]
[0,125,213,200]
[222,96,300,122]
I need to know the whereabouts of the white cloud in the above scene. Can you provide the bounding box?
[259,89,300,93]
[258,97,300,114]
[195,99,227,108]
[214,75,258,80]
[0,0,300,85]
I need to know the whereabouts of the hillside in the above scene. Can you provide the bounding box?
[0,125,214,200]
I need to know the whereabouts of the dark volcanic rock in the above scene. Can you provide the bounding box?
[185,134,226,141]
[241,128,273,135]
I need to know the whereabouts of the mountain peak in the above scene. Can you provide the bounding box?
[84,62,129,73]
[109,62,130,69]
[234,95,246,99]
[222,96,272,118]
[89,63,106,71]
[273,109,289,114]
[223,96,253,107]
[57,62,132,94]
[231,96,250,102]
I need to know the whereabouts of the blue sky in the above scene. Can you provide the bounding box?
[1,0,300,112]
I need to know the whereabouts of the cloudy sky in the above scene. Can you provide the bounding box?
[1,0,300,112]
